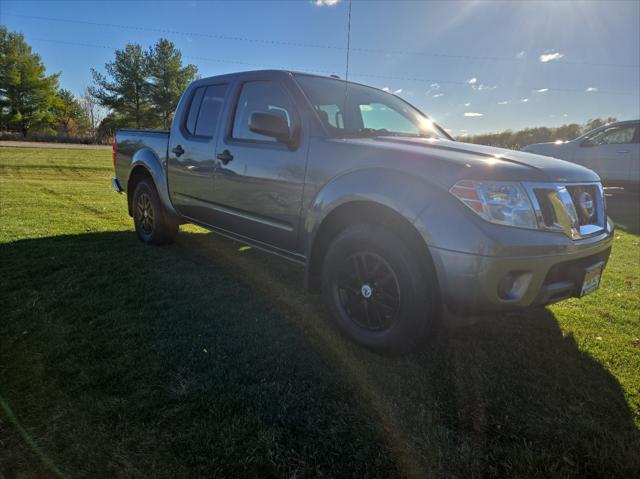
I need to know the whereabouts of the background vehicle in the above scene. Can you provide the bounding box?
[113,70,613,355]
[522,120,640,192]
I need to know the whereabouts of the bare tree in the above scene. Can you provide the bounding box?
[78,87,104,137]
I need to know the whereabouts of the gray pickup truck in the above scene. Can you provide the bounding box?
[113,70,613,354]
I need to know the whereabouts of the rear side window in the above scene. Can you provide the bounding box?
[184,84,227,137]
[185,87,205,135]
[195,85,227,137]
[232,81,294,142]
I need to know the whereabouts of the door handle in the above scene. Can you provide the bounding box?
[616,150,629,154]
[217,149,234,165]
[172,145,185,157]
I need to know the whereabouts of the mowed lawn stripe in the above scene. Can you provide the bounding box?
[1,147,639,478]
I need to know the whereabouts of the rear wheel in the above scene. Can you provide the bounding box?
[321,224,439,355]
[132,178,178,245]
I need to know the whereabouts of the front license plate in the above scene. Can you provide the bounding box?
[580,263,604,297]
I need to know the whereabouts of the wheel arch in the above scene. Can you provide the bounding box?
[126,165,153,216]
[305,200,437,294]
[126,147,177,217]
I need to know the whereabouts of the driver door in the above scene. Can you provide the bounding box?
[209,76,308,253]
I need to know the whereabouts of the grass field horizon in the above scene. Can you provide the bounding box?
[1,146,639,478]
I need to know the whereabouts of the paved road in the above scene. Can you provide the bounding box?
[0,140,110,151]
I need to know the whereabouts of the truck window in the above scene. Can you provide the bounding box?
[590,125,636,145]
[194,84,228,137]
[232,81,294,142]
[295,74,445,139]
[360,103,419,134]
[185,87,205,135]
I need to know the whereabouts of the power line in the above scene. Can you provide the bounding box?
[31,37,636,97]
[6,13,640,69]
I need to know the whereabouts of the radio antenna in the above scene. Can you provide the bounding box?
[342,0,352,129]
[345,0,352,82]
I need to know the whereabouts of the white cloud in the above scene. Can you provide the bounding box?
[477,84,496,91]
[516,51,526,59]
[535,88,549,93]
[464,102,471,107]
[426,83,441,95]
[444,128,453,133]
[393,88,403,94]
[464,112,483,117]
[497,101,509,105]
[521,98,529,103]
[433,93,444,98]
[586,87,598,92]
[467,77,477,86]
[314,0,340,6]
[562,113,569,117]
[540,52,564,63]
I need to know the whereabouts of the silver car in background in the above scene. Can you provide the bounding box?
[523,120,640,192]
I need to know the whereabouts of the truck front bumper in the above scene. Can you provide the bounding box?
[429,220,614,314]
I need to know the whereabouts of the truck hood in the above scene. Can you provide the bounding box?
[342,136,598,184]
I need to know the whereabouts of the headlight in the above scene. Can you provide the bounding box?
[450,180,537,229]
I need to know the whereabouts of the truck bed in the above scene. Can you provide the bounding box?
[114,129,170,194]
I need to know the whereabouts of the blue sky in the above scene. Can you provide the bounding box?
[2,0,639,135]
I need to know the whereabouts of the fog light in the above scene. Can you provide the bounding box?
[498,271,532,301]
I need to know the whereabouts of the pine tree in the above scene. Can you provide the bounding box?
[0,26,60,136]
[146,38,198,129]
[89,43,151,128]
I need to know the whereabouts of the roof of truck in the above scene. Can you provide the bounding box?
[190,69,384,91]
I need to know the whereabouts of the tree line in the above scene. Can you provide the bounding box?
[0,25,197,142]
[462,118,618,149]
[0,24,618,146]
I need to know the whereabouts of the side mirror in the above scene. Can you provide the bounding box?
[580,138,594,147]
[249,112,291,143]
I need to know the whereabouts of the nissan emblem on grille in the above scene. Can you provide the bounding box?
[578,191,595,221]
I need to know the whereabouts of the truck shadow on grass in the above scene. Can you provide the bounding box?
[1,230,638,478]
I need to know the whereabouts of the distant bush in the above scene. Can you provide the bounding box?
[0,131,111,145]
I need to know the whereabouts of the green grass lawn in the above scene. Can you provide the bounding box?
[1,146,639,478]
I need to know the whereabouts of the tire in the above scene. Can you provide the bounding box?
[132,178,178,245]
[321,224,439,355]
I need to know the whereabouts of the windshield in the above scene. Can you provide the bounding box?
[295,74,448,140]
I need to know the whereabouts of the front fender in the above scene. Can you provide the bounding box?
[128,148,177,215]
[303,168,441,252]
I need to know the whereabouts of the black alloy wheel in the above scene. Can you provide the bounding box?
[322,223,439,355]
[132,178,178,245]
[335,252,401,332]
[136,191,155,236]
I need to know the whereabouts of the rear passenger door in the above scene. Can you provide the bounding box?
[167,83,228,222]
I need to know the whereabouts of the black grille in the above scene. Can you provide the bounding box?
[567,184,599,225]
[533,189,557,227]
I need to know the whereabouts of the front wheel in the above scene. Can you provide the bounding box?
[321,224,439,355]
[132,178,178,245]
